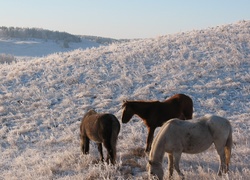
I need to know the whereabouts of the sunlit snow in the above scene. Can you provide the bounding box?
[0,21,249,179]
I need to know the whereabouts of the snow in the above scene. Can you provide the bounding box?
[0,38,101,57]
[0,20,250,179]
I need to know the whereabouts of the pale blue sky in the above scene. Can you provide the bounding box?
[1,0,250,39]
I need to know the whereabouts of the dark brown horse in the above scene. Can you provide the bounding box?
[122,94,193,152]
[80,109,120,164]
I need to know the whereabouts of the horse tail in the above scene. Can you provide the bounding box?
[110,115,120,164]
[225,125,233,172]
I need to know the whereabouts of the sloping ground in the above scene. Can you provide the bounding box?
[0,21,249,179]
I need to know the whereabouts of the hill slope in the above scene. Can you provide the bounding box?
[0,21,250,179]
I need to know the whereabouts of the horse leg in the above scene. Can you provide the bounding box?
[97,143,104,162]
[80,135,85,153]
[214,142,227,176]
[173,152,184,179]
[218,150,226,176]
[167,153,174,179]
[146,127,156,153]
[81,136,90,154]
[103,140,114,164]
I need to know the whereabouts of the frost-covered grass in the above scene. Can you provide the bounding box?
[0,20,250,179]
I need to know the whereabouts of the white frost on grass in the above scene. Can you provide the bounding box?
[0,20,250,179]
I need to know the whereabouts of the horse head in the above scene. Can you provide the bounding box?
[121,100,134,123]
[147,160,164,180]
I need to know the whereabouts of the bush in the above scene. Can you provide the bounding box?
[0,53,16,64]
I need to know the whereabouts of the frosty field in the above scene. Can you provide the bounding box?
[0,21,249,179]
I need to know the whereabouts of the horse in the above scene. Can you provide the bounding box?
[122,94,193,152]
[80,109,120,164]
[147,115,232,180]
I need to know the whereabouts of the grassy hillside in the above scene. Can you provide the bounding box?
[0,20,249,179]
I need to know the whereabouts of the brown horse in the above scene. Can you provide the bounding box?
[122,94,193,152]
[80,109,120,164]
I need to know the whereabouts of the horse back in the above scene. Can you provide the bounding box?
[161,119,214,153]
[164,94,193,119]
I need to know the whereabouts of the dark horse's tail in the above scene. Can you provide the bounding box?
[110,115,121,164]
[225,125,233,172]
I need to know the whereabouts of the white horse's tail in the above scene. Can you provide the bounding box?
[225,125,233,172]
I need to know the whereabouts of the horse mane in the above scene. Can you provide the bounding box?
[122,100,161,109]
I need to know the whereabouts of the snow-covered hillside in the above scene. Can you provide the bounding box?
[0,21,249,179]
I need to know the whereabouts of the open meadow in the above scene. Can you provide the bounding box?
[0,21,250,179]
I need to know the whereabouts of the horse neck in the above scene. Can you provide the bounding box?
[129,101,157,119]
[149,128,166,165]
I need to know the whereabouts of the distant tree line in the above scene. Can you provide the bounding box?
[81,35,120,45]
[0,27,81,43]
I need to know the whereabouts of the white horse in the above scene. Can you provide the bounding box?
[147,115,232,180]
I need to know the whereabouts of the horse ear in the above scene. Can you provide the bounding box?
[122,100,127,108]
